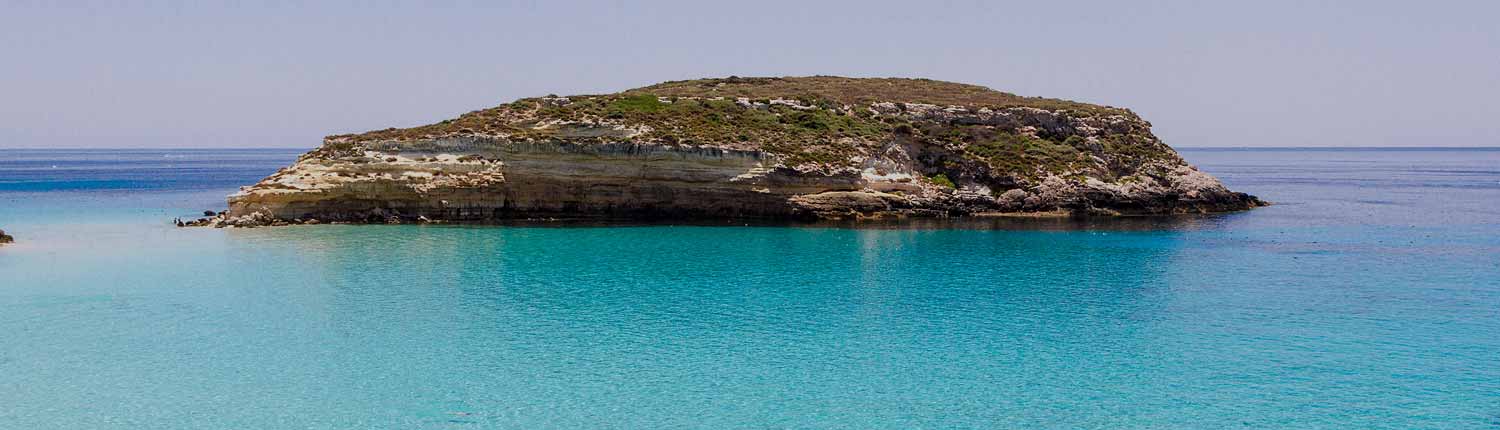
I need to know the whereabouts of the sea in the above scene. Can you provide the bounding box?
[1,147,1497,429]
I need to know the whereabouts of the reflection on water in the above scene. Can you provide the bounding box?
[313,211,1237,232]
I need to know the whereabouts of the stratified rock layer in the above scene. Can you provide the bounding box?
[219,77,1261,227]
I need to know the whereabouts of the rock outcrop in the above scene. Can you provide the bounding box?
[217,76,1261,227]
[0,229,13,245]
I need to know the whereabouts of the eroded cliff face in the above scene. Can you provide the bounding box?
[227,138,842,222]
[211,77,1261,227]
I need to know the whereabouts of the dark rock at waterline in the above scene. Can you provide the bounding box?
[0,229,13,245]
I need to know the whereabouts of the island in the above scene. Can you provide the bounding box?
[201,76,1262,227]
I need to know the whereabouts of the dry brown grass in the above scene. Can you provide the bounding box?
[627,76,1124,114]
[331,76,1127,144]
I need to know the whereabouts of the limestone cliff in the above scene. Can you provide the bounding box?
[212,76,1261,226]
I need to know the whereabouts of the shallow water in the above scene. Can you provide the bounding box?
[2,148,1498,429]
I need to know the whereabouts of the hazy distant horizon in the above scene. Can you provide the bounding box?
[4,1,1497,149]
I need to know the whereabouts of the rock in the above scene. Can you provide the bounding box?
[177,214,223,227]
[0,229,13,245]
[996,189,1029,211]
[203,210,218,217]
[215,76,1262,226]
[219,211,271,228]
[789,191,901,219]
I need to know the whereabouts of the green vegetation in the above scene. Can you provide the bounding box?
[908,120,1084,179]
[529,94,889,167]
[1094,133,1179,177]
[318,76,1176,180]
[967,133,1081,177]
[607,94,666,114]
[929,173,957,189]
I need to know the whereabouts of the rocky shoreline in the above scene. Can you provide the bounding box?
[197,76,1262,228]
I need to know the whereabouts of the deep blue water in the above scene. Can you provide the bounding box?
[1,148,1498,429]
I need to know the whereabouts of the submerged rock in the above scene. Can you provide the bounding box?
[218,76,1262,227]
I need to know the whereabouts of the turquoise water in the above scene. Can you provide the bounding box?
[2,148,1498,429]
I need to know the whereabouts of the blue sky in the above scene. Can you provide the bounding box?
[2,1,1497,148]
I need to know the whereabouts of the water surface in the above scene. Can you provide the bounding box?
[2,148,1498,429]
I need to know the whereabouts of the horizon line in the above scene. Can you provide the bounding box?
[2,145,1498,151]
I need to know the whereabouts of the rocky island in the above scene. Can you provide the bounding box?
[206,76,1261,227]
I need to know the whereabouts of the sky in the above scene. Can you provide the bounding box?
[2,1,1497,149]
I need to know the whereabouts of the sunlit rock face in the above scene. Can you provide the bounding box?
[219,76,1261,227]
